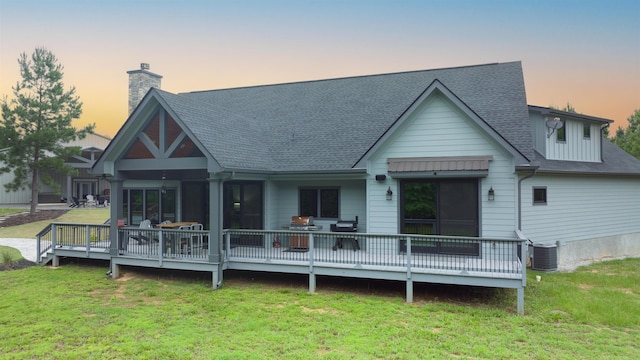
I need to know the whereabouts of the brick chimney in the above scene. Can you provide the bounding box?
[127,63,162,114]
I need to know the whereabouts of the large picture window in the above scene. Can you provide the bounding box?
[299,188,339,219]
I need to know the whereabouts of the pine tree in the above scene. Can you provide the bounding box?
[0,48,94,214]
[611,109,640,160]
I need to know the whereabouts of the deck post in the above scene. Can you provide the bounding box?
[108,179,124,256]
[36,234,41,264]
[85,225,91,257]
[309,233,316,293]
[52,255,59,267]
[111,261,120,279]
[406,235,413,303]
[517,287,524,315]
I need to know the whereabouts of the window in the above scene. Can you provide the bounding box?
[299,188,339,218]
[533,187,547,205]
[583,123,591,139]
[556,123,566,142]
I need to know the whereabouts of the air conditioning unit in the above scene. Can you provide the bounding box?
[532,243,557,271]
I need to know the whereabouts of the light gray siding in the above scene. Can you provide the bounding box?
[366,93,518,238]
[268,179,366,231]
[521,174,640,245]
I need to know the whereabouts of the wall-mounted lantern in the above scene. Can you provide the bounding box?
[488,186,495,201]
[386,186,393,201]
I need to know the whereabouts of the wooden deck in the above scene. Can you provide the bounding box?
[36,224,527,314]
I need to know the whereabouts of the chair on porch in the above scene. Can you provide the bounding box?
[178,225,193,255]
[129,219,152,245]
[190,224,205,254]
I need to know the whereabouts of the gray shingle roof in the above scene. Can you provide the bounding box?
[155,62,533,172]
[535,139,640,175]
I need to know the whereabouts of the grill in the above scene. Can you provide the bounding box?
[331,218,360,251]
[289,216,314,249]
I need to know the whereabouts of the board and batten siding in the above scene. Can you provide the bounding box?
[546,120,601,162]
[366,93,518,240]
[521,174,640,245]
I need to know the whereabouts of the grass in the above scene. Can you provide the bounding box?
[0,258,638,359]
[0,208,110,239]
[0,245,22,264]
[0,208,24,217]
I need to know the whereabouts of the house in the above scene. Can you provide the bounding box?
[0,132,112,205]
[38,61,640,314]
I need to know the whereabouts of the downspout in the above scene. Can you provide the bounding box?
[213,171,234,288]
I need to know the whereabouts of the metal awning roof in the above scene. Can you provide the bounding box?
[388,156,493,177]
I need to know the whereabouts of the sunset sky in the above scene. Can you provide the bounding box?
[1,0,639,138]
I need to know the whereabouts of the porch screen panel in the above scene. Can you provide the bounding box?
[146,190,160,224]
[401,182,436,235]
[130,189,144,225]
[182,182,208,226]
[161,189,177,223]
[223,181,263,230]
[439,180,478,236]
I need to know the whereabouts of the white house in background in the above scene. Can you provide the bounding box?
[0,132,112,205]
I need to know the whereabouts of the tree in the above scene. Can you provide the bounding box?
[611,109,640,160]
[0,48,94,214]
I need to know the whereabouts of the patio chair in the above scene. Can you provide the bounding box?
[129,219,152,245]
[178,225,193,254]
[69,197,80,208]
[190,224,205,252]
[86,195,97,207]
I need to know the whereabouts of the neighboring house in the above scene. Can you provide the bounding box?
[0,132,112,205]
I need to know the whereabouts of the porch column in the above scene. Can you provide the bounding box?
[109,178,124,257]
[208,176,222,264]
[66,175,72,206]
[208,176,222,289]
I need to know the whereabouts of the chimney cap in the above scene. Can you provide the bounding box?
[140,63,150,70]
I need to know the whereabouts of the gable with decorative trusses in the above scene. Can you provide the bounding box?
[124,108,204,160]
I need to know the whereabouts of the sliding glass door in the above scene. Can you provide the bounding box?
[400,179,480,255]
[401,179,479,236]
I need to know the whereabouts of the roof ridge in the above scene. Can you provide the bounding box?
[180,61,514,95]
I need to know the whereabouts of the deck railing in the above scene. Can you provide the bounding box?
[36,223,111,263]
[117,227,209,261]
[223,230,524,277]
[37,224,524,278]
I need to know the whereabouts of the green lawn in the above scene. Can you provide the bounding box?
[0,208,110,239]
[0,245,22,264]
[0,258,638,359]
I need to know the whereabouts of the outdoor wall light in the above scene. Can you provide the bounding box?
[488,186,495,201]
[161,171,167,194]
[386,186,393,201]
